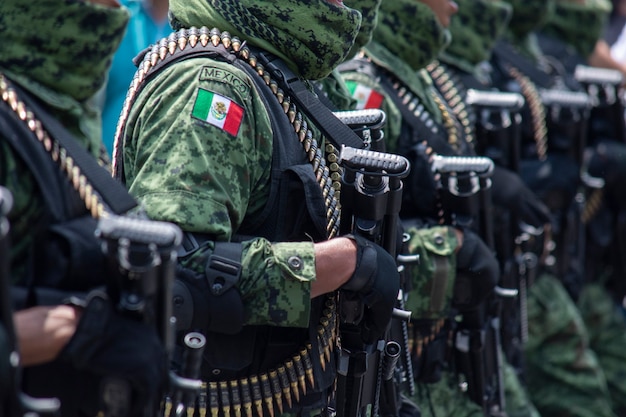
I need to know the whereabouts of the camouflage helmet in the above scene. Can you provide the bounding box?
[541,0,612,58]
[444,0,513,65]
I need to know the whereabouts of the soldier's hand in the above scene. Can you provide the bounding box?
[491,165,552,228]
[453,228,500,311]
[342,234,400,344]
[59,291,167,416]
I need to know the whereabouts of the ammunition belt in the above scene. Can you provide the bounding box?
[112,28,343,416]
[426,61,475,148]
[113,27,343,239]
[0,73,107,219]
[505,65,548,161]
[408,317,449,360]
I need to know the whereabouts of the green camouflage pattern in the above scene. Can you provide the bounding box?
[374,0,450,72]
[502,357,542,417]
[340,46,442,153]
[578,283,626,416]
[168,0,362,80]
[0,0,128,283]
[501,0,556,40]
[440,0,512,72]
[524,274,616,417]
[344,0,383,60]
[403,225,458,319]
[541,0,612,58]
[410,371,484,417]
[122,56,320,327]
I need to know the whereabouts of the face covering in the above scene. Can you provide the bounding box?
[0,0,129,102]
[444,0,512,66]
[344,0,383,60]
[373,0,451,71]
[503,0,556,39]
[541,0,612,58]
[169,0,362,80]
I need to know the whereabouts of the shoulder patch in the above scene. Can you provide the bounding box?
[345,80,384,110]
[191,88,245,137]
[199,65,251,96]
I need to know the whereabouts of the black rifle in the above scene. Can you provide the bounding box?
[426,152,512,417]
[574,65,625,145]
[95,214,190,417]
[537,88,592,302]
[336,145,412,417]
[333,109,387,152]
[0,187,62,417]
[465,89,542,386]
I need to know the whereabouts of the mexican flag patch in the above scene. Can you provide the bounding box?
[346,81,384,110]
[191,89,244,136]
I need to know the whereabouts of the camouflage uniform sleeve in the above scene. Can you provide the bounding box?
[402,225,459,320]
[339,70,404,153]
[122,57,315,327]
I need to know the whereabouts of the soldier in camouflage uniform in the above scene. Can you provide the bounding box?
[489,1,619,416]
[0,0,169,415]
[337,1,518,416]
[537,1,626,415]
[114,0,504,415]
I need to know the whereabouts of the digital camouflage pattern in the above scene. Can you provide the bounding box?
[0,0,128,283]
[410,371,483,417]
[403,226,458,319]
[374,0,450,73]
[541,0,612,59]
[524,274,616,417]
[578,283,626,416]
[344,0,383,60]
[440,0,512,72]
[501,0,556,41]
[168,0,362,80]
[122,54,318,326]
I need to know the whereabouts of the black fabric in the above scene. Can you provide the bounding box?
[491,165,551,229]
[23,292,167,417]
[342,233,401,344]
[453,228,500,311]
[0,77,131,297]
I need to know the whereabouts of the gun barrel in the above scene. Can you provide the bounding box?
[339,145,410,176]
[430,155,494,176]
[574,64,624,85]
[466,89,525,111]
[539,89,591,108]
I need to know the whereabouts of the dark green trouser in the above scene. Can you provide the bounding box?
[578,282,626,417]
[524,274,615,417]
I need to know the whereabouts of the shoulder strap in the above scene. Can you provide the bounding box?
[1,75,137,216]
[256,52,365,150]
[492,41,554,89]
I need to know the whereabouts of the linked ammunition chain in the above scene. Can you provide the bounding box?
[427,61,476,148]
[112,28,341,417]
[506,65,548,161]
[0,73,107,219]
[581,188,604,224]
[113,27,342,239]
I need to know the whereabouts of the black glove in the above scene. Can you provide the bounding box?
[342,234,401,344]
[520,155,579,214]
[588,140,626,211]
[59,291,167,416]
[453,228,500,311]
[491,165,552,228]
